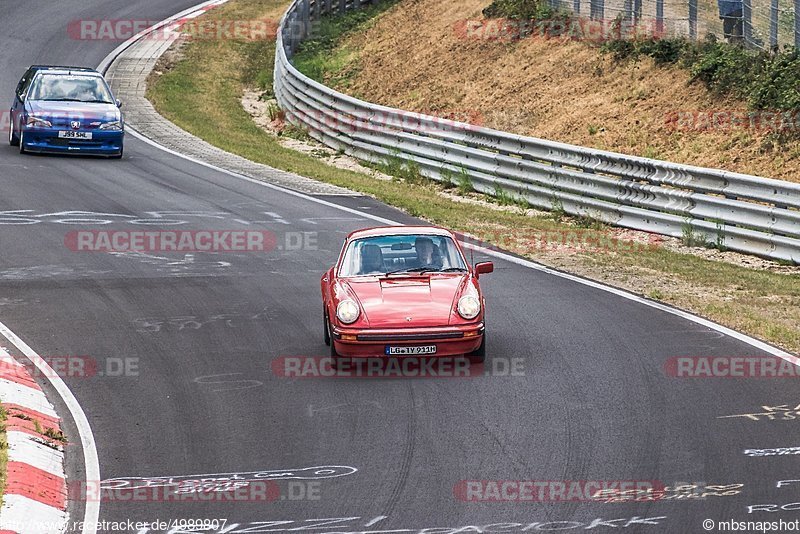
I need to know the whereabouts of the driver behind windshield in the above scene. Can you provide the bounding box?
[70,81,100,102]
[413,237,443,270]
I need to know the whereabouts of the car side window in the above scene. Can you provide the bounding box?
[16,70,35,100]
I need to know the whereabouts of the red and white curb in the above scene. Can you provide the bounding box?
[0,348,68,533]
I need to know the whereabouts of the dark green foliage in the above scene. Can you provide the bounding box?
[602,34,800,112]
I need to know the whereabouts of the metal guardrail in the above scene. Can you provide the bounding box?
[274,0,800,262]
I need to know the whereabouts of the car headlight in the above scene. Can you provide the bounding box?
[26,116,52,128]
[457,295,481,320]
[336,300,360,324]
[99,121,123,131]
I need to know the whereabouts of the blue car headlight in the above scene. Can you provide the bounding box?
[99,121,123,131]
[26,116,52,128]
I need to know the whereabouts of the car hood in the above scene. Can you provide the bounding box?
[26,100,120,121]
[346,275,466,328]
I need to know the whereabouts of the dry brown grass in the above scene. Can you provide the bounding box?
[331,0,800,182]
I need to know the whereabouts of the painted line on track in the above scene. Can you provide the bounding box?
[103,1,796,369]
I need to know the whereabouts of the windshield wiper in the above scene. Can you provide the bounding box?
[440,267,467,272]
[384,267,437,276]
[42,98,112,104]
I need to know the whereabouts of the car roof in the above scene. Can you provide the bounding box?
[30,66,102,78]
[346,226,455,240]
[30,65,97,73]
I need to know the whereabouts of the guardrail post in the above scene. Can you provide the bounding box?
[284,12,295,56]
[688,0,697,40]
[301,0,309,27]
[770,0,779,49]
[769,0,778,50]
[656,0,664,36]
[796,0,800,48]
[591,0,604,20]
[743,0,754,44]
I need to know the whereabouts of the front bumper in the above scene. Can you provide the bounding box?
[22,128,124,155]
[332,323,484,357]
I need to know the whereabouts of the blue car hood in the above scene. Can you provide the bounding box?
[26,100,120,121]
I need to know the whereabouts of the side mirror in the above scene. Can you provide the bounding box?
[116,99,123,108]
[474,261,494,277]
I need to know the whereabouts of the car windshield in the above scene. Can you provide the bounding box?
[339,234,468,277]
[28,74,114,104]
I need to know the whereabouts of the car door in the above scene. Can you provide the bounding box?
[10,68,34,131]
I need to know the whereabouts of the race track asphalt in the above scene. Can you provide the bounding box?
[0,2,797,532]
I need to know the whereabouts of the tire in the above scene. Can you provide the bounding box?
[328,320,342,369]
[18,129,25,154]
[323,308,331,346]
[9,116,19,147]
[466,333,486,363]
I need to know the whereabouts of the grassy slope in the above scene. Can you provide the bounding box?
[328,0,800,182]
[146,0,800,353]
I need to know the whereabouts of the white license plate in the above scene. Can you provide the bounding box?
[58,131,92,139]
[385,345,437,356]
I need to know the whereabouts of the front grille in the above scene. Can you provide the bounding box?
[357,332,465,342]
[50,138,103,147]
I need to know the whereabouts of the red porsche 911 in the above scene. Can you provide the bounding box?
[321,226,493,364]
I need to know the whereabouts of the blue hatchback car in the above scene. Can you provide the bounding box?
[9,65,124,158]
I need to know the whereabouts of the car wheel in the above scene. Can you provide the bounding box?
[466,334,486,363]
[18,129,25,154]
[9,117,19,147]
[328,320,341,369]
[323,308,331,346]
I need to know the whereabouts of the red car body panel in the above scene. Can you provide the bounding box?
[321,226,491,358]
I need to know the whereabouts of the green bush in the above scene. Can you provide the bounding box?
[686,40,763,98]
[602,34,800,113]
[748,50,800,110]
[483,0,555,20]
[637,37,686,65]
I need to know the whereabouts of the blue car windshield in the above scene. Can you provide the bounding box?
[339,234,467,277]
[28,74,114,104]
